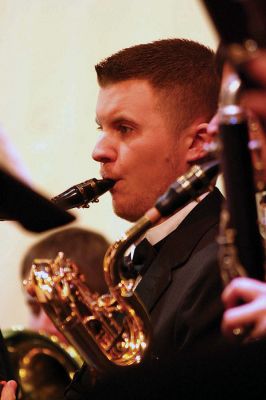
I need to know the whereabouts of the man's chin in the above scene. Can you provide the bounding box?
[112,202,141,222]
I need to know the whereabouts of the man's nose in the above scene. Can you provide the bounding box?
[91,134,117,163]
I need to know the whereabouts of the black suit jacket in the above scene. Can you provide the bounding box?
[65,188,229,399]
[136,187,225,359]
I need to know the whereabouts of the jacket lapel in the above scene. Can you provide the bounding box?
[135,188,223,311]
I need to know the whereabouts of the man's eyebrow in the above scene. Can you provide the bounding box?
[112,117,128,124]
[111,116,138,126]
[95,115,138,127]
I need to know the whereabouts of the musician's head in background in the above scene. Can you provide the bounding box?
[92,39,220,222]
[21,226,109,342]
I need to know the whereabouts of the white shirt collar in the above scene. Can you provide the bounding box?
[137,192,209,247]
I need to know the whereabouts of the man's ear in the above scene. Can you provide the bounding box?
[186,122,214,163]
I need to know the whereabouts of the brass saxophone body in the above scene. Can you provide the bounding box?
[29,214,156,372]
[28,161,219,374]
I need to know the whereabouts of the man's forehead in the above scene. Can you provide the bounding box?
[96,79,159,118]
[97,78,156,97]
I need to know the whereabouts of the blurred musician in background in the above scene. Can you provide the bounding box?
[208,43,266,342]
[218,52,266,341]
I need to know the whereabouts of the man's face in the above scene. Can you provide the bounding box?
[92,79,190,222]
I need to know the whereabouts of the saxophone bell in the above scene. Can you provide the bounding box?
[51,178,115,210]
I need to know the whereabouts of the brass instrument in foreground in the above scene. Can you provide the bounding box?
[28,160,219,374]
[29,242,150,373]
[3,327,82,400]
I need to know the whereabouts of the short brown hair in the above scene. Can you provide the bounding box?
[95,39,220,130]
[21,227,110,294]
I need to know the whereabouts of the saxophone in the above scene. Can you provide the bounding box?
[27,160,219,374]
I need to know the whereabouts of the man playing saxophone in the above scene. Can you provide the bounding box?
[6,37,266,399]
[1,38,228,399]
[62,38,228,398]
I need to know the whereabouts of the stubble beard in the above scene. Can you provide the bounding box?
[112,198,146,222]
[111,189,162,222]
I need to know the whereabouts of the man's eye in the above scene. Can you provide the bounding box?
[96,124,102,131]
[118,125,133,134]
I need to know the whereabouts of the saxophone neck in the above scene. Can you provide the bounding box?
[104,208,161,289]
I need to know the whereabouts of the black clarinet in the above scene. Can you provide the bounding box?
[201,0,266,282]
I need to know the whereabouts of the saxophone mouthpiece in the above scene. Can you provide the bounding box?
[51,178,115,210]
